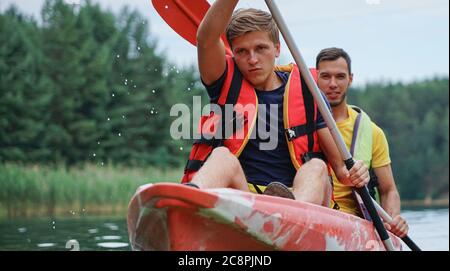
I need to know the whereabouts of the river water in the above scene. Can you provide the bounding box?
[0,208,448,251]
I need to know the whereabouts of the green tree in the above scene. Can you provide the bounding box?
[0,8,52,163]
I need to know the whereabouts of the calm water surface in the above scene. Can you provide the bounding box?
[0,208,448,251]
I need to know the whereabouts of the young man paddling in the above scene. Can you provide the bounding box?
[316,47,409,237]
[182,0,370,207]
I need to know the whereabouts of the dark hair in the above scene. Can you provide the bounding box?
[316,47,352,74]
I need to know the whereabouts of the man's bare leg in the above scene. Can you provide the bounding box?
[292,158,332,206]
[190,147,249,191]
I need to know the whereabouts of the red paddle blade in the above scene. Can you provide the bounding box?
[151,0,232,55]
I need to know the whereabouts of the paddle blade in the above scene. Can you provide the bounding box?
[151,0,232,55]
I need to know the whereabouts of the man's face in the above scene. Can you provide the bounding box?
[231,31,280,89]
[317,57,353,107]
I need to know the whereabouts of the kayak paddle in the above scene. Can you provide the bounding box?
[152,0,232,55]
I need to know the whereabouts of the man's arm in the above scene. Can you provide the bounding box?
[370,124,409,237]
[317,127,369,187]
[197,0,238,85]
[373,165,409,237]
[374,165,401,215]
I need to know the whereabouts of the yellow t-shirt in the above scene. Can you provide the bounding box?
[331,106,391,216]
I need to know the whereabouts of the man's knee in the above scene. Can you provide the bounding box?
[302,158,327,174]
[210,147,240,170]
[211,147,230,157]
[294,158,329,188]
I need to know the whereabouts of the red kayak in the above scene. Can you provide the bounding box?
[127,183,402,251]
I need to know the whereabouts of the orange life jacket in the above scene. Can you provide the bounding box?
[182,56,326,184]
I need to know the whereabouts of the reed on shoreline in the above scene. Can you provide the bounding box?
[1,163,448,219]
[0,163,183,218]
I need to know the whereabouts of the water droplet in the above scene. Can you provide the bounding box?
[179,147,183,151]
[104,223,119,230]
[154,68,158,72]
[101,162,104,166]
[97,141,100,145]
[152,89,156,94]
[88,229,98,234]
[165,5,169,9]
[150,110,154,114]
[118,133,122,137]
[18,227,27,233]
[93,153,96,157]
[116,54,120,58]
[112,93,115,97]
[137,46,141,51]
[97,242,129,249]
[107,118,110,121]
[124,79,128,86]
[176,70,180,74]
[122,115,125,119]
[133,85,137,88]
[52,226,56,230]
[187,87,191,91]
[38,243,56,248]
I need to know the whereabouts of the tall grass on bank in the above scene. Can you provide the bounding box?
[0,163,183,218]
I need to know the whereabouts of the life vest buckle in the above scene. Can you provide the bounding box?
[286,128,297,141]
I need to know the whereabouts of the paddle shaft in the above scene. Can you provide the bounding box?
[372,199,421,251]
[263,0,397,251]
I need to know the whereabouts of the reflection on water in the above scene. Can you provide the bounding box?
[37,243,56,248]
[97,242,129,249]
[0,208,448,251]
[0,216,129,251]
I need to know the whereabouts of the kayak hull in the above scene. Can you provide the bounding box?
[127,183,402,251]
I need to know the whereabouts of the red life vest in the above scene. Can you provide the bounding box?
[182,56,325,184]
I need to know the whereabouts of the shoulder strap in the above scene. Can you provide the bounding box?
[301,72,316,152]
[225,59,243,105]
[349,105,373,167]
[218,56,243,106]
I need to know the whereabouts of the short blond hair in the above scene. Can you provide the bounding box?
[226,8,279,48]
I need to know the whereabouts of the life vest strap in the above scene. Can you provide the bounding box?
[285,124,317,141]
[218,107,245,139]
[300,74,316,152]
[195,136,223,148]
[184,159,205,172]
[301,152,327,164]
